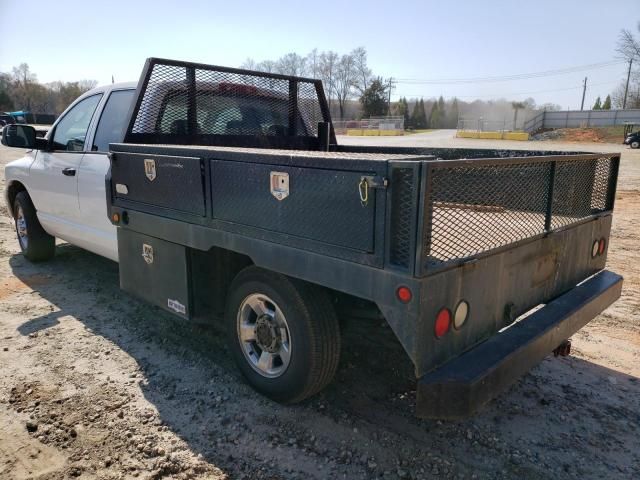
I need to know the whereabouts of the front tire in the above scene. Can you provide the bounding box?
[225,266,340,403]
[13,191,55,262]
[630,140,640,149]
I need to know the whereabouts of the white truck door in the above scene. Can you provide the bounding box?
[78,88,135,262]
[29,94,103,241]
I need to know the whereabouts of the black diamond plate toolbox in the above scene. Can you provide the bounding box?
[210,160,376,252]
[111,152,206,216]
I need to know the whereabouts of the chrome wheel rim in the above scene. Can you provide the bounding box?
[237,293,291,378]
[15,205,28,250]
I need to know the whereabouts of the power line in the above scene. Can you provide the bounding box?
[394,80,619,100]
[395,60,624,85]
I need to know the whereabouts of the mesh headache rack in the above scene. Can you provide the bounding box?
[123,58,335,150]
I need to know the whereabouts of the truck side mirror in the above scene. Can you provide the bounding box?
[1,124,37,149]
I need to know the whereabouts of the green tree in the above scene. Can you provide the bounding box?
[416,99,428,128]
[437,96,445,120]
[602,95,612,110]
[410,99,422,129]
[593,96,602,110]
[396,97,410,129]
[447,97,459,128]
[359,78,388,117]
[429,101,440,129]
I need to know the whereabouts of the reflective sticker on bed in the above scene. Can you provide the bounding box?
[168,298,186,314]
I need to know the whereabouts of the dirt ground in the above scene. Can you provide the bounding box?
[532,127,628,144]
[0,134,638,480]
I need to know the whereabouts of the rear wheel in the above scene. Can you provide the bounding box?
[13,191,55,262]
[225,266,340,403]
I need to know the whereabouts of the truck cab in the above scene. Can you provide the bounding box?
[4,82,136,261]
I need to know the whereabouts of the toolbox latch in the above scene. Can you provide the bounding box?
[359,175,388,206]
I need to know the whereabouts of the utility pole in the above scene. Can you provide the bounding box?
[623,58,633,109]
[580,77,587,111]
[387,77,394,116]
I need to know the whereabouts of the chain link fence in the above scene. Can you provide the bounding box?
[334,116,404,135]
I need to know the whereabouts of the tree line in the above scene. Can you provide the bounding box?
[0,63,97,115]
[242,47,373,120]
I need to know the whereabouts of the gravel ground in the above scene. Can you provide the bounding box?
[0,134,639,480]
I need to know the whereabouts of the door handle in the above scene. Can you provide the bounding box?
[62,168,76,176]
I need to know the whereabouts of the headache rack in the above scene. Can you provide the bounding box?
[123,57,336,150]
[382,151,620,276]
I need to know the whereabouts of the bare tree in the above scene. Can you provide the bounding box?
[275,53,307,77]
[11,63,38,110]
[351,47,372,94]
[240,58,258,70]
[616,23,640,60]
[333,54,358,120]
[305,49,321,79]
[255,60,277,74]
[318,51,339,107]
[616,23,640,108]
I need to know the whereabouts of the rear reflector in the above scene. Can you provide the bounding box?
[454,300,469,329]
[435,308,451,338]
[396,286,412,303]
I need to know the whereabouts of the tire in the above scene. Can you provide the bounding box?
[225,266,340,403]
[13,191,55,262]
[631,140,640,149]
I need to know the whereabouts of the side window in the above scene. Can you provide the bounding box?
[93,90,135,152]
[52,94,102,151]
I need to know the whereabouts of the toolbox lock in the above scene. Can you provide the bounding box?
[358,175,388,206]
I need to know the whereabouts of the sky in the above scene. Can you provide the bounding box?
[0,0,638,109]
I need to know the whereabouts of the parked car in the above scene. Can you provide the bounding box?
[2,58,623,418]
[623,130,640,148]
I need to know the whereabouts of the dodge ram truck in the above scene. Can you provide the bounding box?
[2,58,623,418]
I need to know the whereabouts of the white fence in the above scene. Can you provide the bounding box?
[333,116,404,133]
[524,109,640,133]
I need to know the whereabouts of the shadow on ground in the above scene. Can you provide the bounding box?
[8,244,640,479]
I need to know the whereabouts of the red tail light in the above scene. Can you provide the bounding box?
[598,238,606,255]
[435,308,451,338]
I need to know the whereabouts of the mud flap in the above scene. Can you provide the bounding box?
[117,229,192,320]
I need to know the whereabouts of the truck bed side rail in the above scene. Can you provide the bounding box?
[416,153,619,276]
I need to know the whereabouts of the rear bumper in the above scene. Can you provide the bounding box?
[416,270,623,419]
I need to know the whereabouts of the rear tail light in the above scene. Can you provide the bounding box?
[434,308,451,338]
[592,238,607,258]
[598,238,606,255]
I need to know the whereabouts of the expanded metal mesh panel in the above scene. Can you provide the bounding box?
[422,156,616,270]
[389,167,416,268]
[297,81,324,137]
[423,162,551,266]
[551,157,613,228]
[126,59,331,147]
[132,63,187,134]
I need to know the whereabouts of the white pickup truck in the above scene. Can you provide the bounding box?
[2,58,623,418]
[4,82,136,262]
